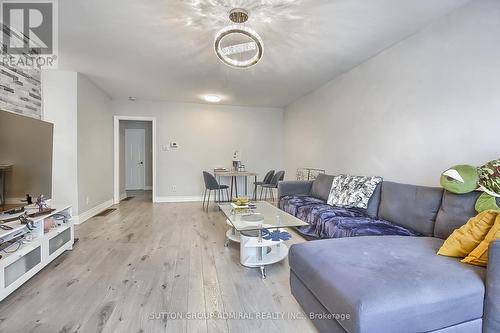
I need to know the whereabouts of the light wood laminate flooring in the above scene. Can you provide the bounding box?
[0,192,316,333]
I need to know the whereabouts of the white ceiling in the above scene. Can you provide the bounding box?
[59,0,471,107]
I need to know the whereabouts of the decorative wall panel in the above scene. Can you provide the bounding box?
[0,24,42,119]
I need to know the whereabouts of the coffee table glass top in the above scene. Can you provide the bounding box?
[218,201,308,232]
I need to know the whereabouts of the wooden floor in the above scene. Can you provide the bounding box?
[0,192,317,333]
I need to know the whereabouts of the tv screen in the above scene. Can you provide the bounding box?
[0,111,53,213]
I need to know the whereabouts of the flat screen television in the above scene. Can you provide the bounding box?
[0,110,53,213]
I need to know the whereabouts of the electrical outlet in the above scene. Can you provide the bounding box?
[172,185,177,192]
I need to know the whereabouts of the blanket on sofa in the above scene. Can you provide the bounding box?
[280,195,419,239]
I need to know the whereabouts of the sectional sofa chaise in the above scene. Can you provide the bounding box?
[278,174,500,333]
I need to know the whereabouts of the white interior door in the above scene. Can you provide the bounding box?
[125,129,146,190]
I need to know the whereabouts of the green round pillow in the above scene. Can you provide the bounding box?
[440,164,479,194]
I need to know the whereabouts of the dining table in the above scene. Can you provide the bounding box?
[214,170,258,201]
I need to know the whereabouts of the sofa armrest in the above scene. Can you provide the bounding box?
[278,180,313,199]
[484,240,500,333]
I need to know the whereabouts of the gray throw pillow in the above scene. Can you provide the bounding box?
[327,175,382,209]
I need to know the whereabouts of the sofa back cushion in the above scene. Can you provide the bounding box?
[365,182,382,218]
[378,181,443,236]
[434,190,500,239]
[310,174,334,201]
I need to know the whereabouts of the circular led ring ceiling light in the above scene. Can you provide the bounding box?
[214,25,264,68]
[214,8,264,69]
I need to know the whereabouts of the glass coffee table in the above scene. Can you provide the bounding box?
[219,201,307,279]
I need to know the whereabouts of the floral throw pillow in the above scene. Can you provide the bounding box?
[327,175,382,209]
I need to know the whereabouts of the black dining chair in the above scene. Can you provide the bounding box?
[261,170,285,201]
[203,171,229,211]
[253,170,275,200]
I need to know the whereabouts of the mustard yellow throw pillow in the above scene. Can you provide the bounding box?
[437,210,499,258]
[462,214,500,266]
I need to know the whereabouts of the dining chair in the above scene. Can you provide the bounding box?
[261,170,285,201]
[202,171,229,211]
[254,170,275,200]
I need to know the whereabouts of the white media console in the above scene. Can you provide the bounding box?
[0,204,73,301]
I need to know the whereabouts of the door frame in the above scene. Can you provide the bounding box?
[113,116,157,203]
[124,128,146,191]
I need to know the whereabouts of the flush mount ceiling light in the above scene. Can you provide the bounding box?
[204,95,222,103]
[214,8,264,69]
[229,8,248,23]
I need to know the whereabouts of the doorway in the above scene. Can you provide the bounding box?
[113,116,156,203]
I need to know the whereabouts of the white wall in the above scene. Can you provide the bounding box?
[77,74,113,214]
[284,0,500,187]
[112,100,284,200]
[42,71,114,222]
[41,70,79,212]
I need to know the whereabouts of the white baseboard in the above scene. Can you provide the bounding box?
[120,192,127,200]
[74,199,114,225]
[144,186,152,190]
[155,196,204,203]
[154,192,258,203]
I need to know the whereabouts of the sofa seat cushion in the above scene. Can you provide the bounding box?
[281,196,418,239]
[289,236,486,333]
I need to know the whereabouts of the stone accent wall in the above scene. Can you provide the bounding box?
[0,24,42,119]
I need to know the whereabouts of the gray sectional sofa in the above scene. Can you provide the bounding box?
[278,174,500,333]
